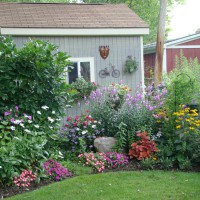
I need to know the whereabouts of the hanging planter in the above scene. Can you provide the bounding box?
[124,56,138,74]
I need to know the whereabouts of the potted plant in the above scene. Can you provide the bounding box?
[124,56,138,73]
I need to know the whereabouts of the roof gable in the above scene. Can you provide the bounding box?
[0,3,148,29]
[144,33,200,54]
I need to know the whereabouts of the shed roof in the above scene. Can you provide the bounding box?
[144,33,200,54]
[0,3,148,29]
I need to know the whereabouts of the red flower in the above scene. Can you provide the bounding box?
[83,121,88,126]
[66,117,71,121]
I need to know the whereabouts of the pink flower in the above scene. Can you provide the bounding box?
[4,111,11,116]
[27,116,32,120]
[15,106,19,111]
[66,117,71,121]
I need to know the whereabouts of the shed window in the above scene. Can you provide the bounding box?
[67,57,95,84]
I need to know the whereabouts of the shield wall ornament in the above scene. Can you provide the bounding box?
[99,45,109,59]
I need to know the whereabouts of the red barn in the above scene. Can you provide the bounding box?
[144,33,200,78]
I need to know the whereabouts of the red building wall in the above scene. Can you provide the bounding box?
[166,48,200,72]
[144,53,156,78]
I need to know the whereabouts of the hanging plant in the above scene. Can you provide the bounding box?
[124,56,138,73]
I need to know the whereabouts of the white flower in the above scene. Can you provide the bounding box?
[0,166,2,169]
[76,128,80,131]
[92,125,96,129]
[19,123,25,128]
[10,126,15,131]
[34,124,39,129]
[94,121,97,123]
[28,120,32,124]
[49,126,53,129]
[82,130,87,135]
[48,117,54,123]
[41,105,49,110]
[14,120,21,124]
[56,118,61,121]
[37,111,41,115]
[52,111,56,114]
[24,129,31,133]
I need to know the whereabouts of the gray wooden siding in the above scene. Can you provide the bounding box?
[13,36,142,117]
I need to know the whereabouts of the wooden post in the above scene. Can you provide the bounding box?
[154,0,167,85]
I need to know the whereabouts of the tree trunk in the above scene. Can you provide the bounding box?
[154,0,167,85]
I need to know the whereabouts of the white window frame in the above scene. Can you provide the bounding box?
[66,57,95,84]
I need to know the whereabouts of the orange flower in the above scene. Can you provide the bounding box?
[86,109,90,113]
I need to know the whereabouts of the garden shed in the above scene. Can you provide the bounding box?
[0,2,149,88]
[144,33,200,78]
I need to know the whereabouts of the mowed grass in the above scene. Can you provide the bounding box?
[8,171,200,200]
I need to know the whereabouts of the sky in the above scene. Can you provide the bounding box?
[168,0,200,39]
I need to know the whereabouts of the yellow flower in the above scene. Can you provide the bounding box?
[153,157,157,161]
[176,125,181,129]
[189,127,195,130]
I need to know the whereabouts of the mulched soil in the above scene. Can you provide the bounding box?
[1,159,199,199]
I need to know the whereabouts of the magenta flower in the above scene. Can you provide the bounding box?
[4,111,11,116]
[27,116,32,120]
[15,106,19,110]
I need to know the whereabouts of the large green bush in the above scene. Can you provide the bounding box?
[163,53,200,113]
[0,36,72,117]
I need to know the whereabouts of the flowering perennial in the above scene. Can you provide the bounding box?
[43,160,72,181]
[13,170,36,188]
[78,152,129,173]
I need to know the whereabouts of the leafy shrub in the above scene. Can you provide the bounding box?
[70,77,97,101]
[60,114,105,155]
[163,54,200,113]
[13,170,36,188]
[140,157,156,170]
[0,36,72,118]
[0,106,65,186]
[43,160,72,181]
[129,131,157,160]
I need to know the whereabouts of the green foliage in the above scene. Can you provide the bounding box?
[0,36,72,117]
[70,77,97,102]
[124,56,138,73]
[83,0,185,44]
[0,106,66,186]
[163,54,200,113]
[141,157,156,170]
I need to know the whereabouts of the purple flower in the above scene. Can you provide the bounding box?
[4,111,11,116]
[15,106,19,111]
[10,118,15,123]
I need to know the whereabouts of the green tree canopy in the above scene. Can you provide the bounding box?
[83,0,185,44]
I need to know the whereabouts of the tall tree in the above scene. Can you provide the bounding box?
[154,0,167,84]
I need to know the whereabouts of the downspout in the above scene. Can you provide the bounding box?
[140,36,145,89]
[162,44,167,74]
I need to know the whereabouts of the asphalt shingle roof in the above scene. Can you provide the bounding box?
[0,3,148,29]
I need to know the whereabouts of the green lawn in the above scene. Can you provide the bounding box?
[8,171,200,200]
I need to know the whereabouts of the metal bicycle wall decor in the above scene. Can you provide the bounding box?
[99,64,120,78]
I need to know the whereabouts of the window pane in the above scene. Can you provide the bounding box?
[80,62,90,82]
[68,62,78,84]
